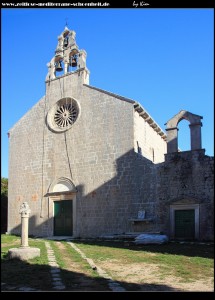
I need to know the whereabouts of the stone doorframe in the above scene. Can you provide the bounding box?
[170,204,200,239]
[45,177,77,236]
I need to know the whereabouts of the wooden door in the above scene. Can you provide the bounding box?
[54,200,73,236]
[175,209,195,239]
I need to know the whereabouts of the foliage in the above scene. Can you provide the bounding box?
[1,178,8,233]
[1,177,8,199]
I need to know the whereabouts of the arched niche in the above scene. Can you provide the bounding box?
[46,177,77,197]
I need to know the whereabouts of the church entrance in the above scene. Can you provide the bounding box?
[54,200,73,236]
[170,204,199,240]
[174,209,195,239]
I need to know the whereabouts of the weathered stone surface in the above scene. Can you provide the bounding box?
[8,247,40,260]
[134,234,168,244]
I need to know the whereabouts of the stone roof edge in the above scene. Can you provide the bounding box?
[8,96,45,134]
[133,102,167,140]
[83,84,167,140]
[83,84,136,104]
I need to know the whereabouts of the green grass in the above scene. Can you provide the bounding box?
[1,235,214,291]
[74,241,214,282]
[1,235,52,290]
[49,241,66,269]
[1,234,20,244]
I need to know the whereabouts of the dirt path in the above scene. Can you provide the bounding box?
[98,261,214,292]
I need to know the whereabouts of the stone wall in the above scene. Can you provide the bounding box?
[8,71,214,240]
[134,111,167,163]
[8,71,137,237]
[8,97,47,236]
[156,150,214,240]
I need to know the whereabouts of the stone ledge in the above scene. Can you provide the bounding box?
[8,247,40,260]
[129,218,153,224]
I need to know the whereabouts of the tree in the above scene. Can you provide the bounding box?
[1,177,8,198]
[1,177,8,233]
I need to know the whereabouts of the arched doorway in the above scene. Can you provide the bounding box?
[47,178,77,236]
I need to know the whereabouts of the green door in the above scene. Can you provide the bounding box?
[54,200,73,236]
[175,210,195,239]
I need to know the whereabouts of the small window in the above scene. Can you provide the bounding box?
[137,141,142,155]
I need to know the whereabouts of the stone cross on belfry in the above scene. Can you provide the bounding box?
[19,202,31,248]
[65,17,68,27]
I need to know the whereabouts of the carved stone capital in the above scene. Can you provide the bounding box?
[19,202,31,217]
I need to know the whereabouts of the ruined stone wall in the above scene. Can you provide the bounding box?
[121,149,214,240]
[156,150,214,240]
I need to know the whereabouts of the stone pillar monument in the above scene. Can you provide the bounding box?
[20,202,31,248]
[8,202,40,260]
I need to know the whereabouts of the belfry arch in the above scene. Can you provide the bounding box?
[165,110,203,153]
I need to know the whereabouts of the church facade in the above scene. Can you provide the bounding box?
[8,27,214,240]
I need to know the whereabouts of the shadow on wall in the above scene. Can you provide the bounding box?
[9,147,214,241]
[8,215,46,237]
[73,150,160,237]
[10,149,159,237]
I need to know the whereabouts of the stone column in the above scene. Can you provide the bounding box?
[189,122,202,150]
[8,202,40,260]
[64,62,69,74]
[166,127,178,153]
[19,202,31,248]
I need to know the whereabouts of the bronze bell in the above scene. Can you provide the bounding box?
[63,37,68,47]
[71,56,77,67]
[55,61,63,72]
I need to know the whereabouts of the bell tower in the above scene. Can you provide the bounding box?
[45,26,89,83]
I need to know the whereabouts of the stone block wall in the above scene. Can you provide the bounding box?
[118,149,214,240]
[8,71,138,237]
[134,111,167,163]
[8,96,48,236]
[156,150,214,240]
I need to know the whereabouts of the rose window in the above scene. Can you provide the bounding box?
[47,97,80,132]
[54,103,78,128]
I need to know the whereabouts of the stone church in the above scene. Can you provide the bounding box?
[8,27,214,241]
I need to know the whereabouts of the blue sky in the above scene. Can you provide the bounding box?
[1,8,214,178]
